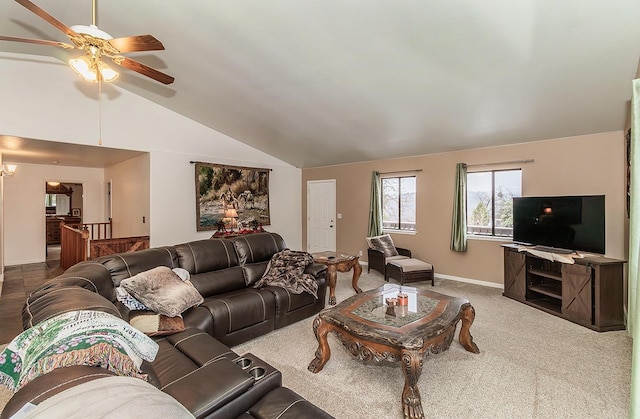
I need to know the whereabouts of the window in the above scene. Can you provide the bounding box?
[382,176,416,231]
[45,194,57,207]
[467,169,521,237]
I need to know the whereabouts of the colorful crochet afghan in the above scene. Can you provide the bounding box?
[0,310,159,392]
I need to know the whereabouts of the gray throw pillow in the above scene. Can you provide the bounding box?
[120,267,203,317]
[367,234,399,257]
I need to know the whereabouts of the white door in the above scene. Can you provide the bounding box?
[307,180,336,253]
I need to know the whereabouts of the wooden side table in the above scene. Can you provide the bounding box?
[313,251,363,305]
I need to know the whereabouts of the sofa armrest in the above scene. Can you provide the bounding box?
[161,357,254,418]
[396,247,412,257]
[367,248,386,274]
[304,262,327,279]
[1,366,115,419]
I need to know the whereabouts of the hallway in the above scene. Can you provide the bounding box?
[0,245,63,344]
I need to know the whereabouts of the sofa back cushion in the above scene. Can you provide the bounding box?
[241,262,269,287]
[230,232,286,265]
[47,262,117,302]
[189,266,247,297]
[175,239,238,274]
[95,247,179,286]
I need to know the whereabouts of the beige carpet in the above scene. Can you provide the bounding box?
[0,272,631,418]
[234,272,632,419]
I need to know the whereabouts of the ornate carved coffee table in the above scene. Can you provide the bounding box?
[312,251,362,305]
[307,284,479,419]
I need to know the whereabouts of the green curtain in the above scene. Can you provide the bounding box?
[630,78,640,415]
[450,163,467,252]
[368,171,382,237]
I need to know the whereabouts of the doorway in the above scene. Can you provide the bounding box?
[307,179,336,253]
[45,181,83,267]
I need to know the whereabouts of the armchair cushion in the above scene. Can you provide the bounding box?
[366,234,399,257]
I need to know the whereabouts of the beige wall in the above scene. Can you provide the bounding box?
[302,131,626,286]
[3,162,105,265]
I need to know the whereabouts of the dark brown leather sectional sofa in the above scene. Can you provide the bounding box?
[2,232,333,418]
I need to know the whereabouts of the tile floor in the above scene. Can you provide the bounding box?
[0,246,63,344]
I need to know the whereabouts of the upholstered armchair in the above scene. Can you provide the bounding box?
[366,234,412,276]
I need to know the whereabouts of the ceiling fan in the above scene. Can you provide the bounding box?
[0,0,174,84]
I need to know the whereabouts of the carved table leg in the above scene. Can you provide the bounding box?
[351,259,363,294]
[401,349,424,419]
[459,303,480,354]
[308,316,332,373]
[326,265,338,305]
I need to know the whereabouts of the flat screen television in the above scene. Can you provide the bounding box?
[512,195,605,254]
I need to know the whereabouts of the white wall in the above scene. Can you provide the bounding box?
[149,151,302,249]
[3,163,105,265]
[0,53,303,261]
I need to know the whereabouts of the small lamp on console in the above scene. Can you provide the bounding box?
[224,208,239,232]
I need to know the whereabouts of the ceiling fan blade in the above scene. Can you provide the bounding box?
[15,0,79,37]
[114,56,174,85]
[0,35,74,49]
[108,35,165,53]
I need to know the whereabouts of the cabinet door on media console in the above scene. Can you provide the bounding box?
[503,247,526,300]
[561,264,592,326]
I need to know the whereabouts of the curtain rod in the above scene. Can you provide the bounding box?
[190,161,273,171]
[466,159,534,168]
[379,169,423,175]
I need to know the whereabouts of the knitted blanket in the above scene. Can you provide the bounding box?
[254,250,318,298]
[0,310,159,392]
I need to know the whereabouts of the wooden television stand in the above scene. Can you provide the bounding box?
[502,244,626,331]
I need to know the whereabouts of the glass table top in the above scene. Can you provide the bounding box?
[351,284,438,327]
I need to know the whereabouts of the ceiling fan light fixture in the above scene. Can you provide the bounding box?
[69,55,118,83]
[96,60,119,82]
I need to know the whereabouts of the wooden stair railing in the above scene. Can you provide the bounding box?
[90,236,150,259]
[66,220,113,240]
[60,223,89,270]
[59,219,149,268]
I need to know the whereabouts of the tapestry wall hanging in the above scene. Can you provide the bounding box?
[194,162,271,231]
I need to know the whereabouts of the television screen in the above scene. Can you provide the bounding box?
[512,195,605,254]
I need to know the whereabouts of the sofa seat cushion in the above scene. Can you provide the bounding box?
[265,284,327,330]
[194,289,276,347]
[200,289,276,334]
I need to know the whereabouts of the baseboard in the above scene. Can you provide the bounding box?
[360,260,503,290]
[435,273,503,289]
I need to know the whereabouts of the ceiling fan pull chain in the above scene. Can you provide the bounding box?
[98,79,102,146]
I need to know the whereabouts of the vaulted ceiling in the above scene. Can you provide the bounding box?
[1,1,639,168]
